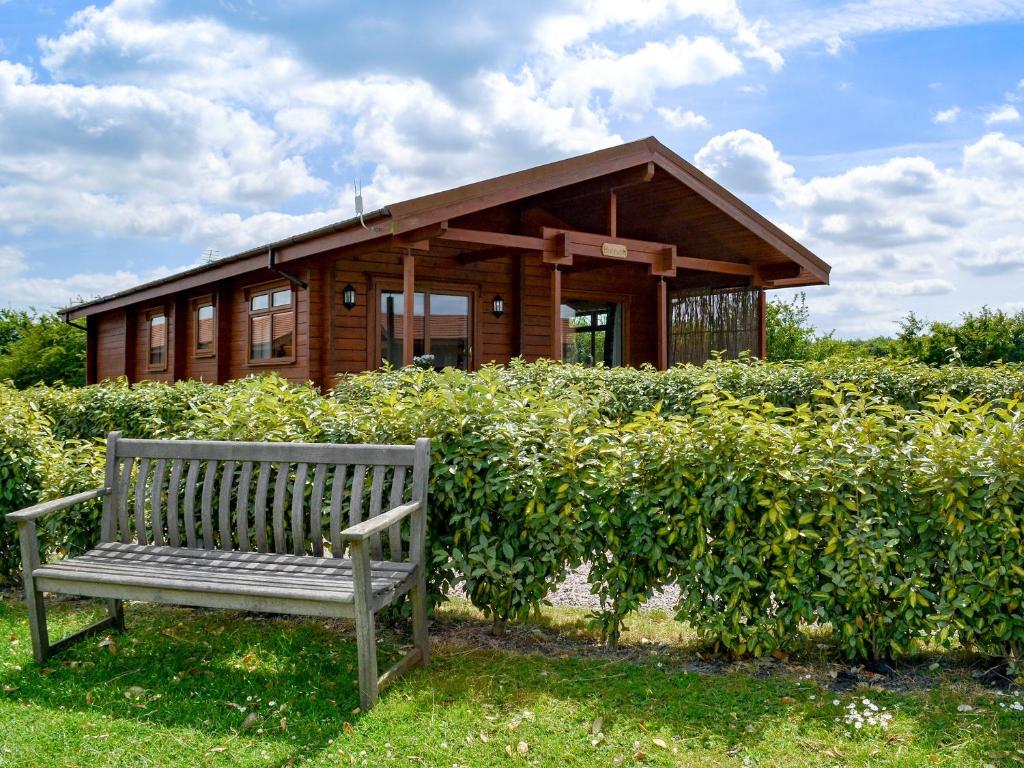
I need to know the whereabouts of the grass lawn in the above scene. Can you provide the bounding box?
[1,593,1022,767]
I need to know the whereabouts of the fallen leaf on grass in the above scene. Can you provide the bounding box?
[478,732,489,743]
[242,712,259,729]
[652,738,668,749]
[209,746,227,754]
[97,637,117,655]
[124,686,146,701]
[780,696,798,705]
[634,751,647,761]
[343,722,354,736]
[591,716,603,734]
[225,702,246,713]
[517,742,529,756]
[822,747,845,759]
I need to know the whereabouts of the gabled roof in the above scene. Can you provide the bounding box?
[65,137,829,320]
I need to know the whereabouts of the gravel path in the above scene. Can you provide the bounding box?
[454,562,681,613]
[545,562,680,613]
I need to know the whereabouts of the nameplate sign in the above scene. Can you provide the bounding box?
[601,242,628,259]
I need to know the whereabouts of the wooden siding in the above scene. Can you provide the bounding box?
[94,309,128,382]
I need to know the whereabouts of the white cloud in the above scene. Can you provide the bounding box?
[544,35,743,114]
[766,1,1024,53]
[657,106,710,129]
[933,106,960,124]
[695,127,1024,335]
[694,129,796,196]
[0,244,180,310]
[984,104,1021,124]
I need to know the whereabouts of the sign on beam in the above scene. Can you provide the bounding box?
[601,242,628,259]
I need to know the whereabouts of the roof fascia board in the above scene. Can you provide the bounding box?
[649,146,830,284]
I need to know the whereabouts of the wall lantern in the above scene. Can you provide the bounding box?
[492,294,505,318]
[342,283,357,310]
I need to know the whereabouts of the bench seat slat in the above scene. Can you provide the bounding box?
[34,544,413,603]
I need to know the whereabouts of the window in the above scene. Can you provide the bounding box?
[248,284,295,363]
[378,288,471,371]
[561,300,623,367]
[193,297,215,357]
[146,309,167,371]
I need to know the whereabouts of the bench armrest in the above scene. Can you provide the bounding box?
[5,487,108,523]
[340,501,421,544]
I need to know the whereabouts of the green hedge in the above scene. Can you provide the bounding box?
[2,360,1023,665]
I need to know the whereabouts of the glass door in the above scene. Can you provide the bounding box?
[560,299,623,367]
[378,288,472,370]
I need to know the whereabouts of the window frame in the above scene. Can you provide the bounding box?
[559,290,631,366]
[191,295,216,359]
[144,306,168,372]
[370,279,478,371]
[245,281,297,366]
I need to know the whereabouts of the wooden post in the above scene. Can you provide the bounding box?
[609,190,617,238]
[85,317,97,385]
[550,267,562,361]
[173,294,188,381]
[216,282,232,384]
[757,288,767,359]
[657,278,668,371]
[402,251,415,366]
[123,308,136,382]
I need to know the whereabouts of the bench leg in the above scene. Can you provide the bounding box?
[410,568,429,667]
[107,599,126,631]
[354,605,379,710]
[24,584,50,664]
[350,540,379,710]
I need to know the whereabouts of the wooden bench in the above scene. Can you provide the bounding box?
[6,432,431,710]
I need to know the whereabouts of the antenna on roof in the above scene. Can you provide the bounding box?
[354,179,385,231]
[202,248,219,264]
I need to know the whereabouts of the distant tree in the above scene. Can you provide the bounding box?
[0,310,86,387]
[921,307,1024,366]
[765,292,830,360]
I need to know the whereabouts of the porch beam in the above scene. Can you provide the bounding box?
[755,262,802,283]
[609,190,617,239]
[550,267,562,361]
[673,256,754,277]
[402,251,415,366]
[394,221,448,249]
[436,228,547,251]
[657,278,668,371]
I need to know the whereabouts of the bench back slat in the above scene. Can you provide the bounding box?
[254,461,271,553]
[166,459,183,547]
[183,460,200,548]
[218,460,236,551]
[291,462,308,557]
[134,458,150,546]
[272,463,289,554]
[101,434,429,565]
[309,463,327,557]
[235,461,253,553]
[150,459,166,547]
[328,464,347,554]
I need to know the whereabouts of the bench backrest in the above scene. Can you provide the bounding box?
[99,432,430,564]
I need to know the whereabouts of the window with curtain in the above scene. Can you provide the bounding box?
[248,285,294,362]
[147,310,167,370]
[194,299,215,356]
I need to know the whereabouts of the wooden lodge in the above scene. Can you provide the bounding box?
[64,137,830,388]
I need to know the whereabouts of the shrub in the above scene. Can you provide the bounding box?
[0,386,59,585]
[3,363,1024,666]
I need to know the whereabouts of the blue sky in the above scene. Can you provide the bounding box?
[1,0,1024,338]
